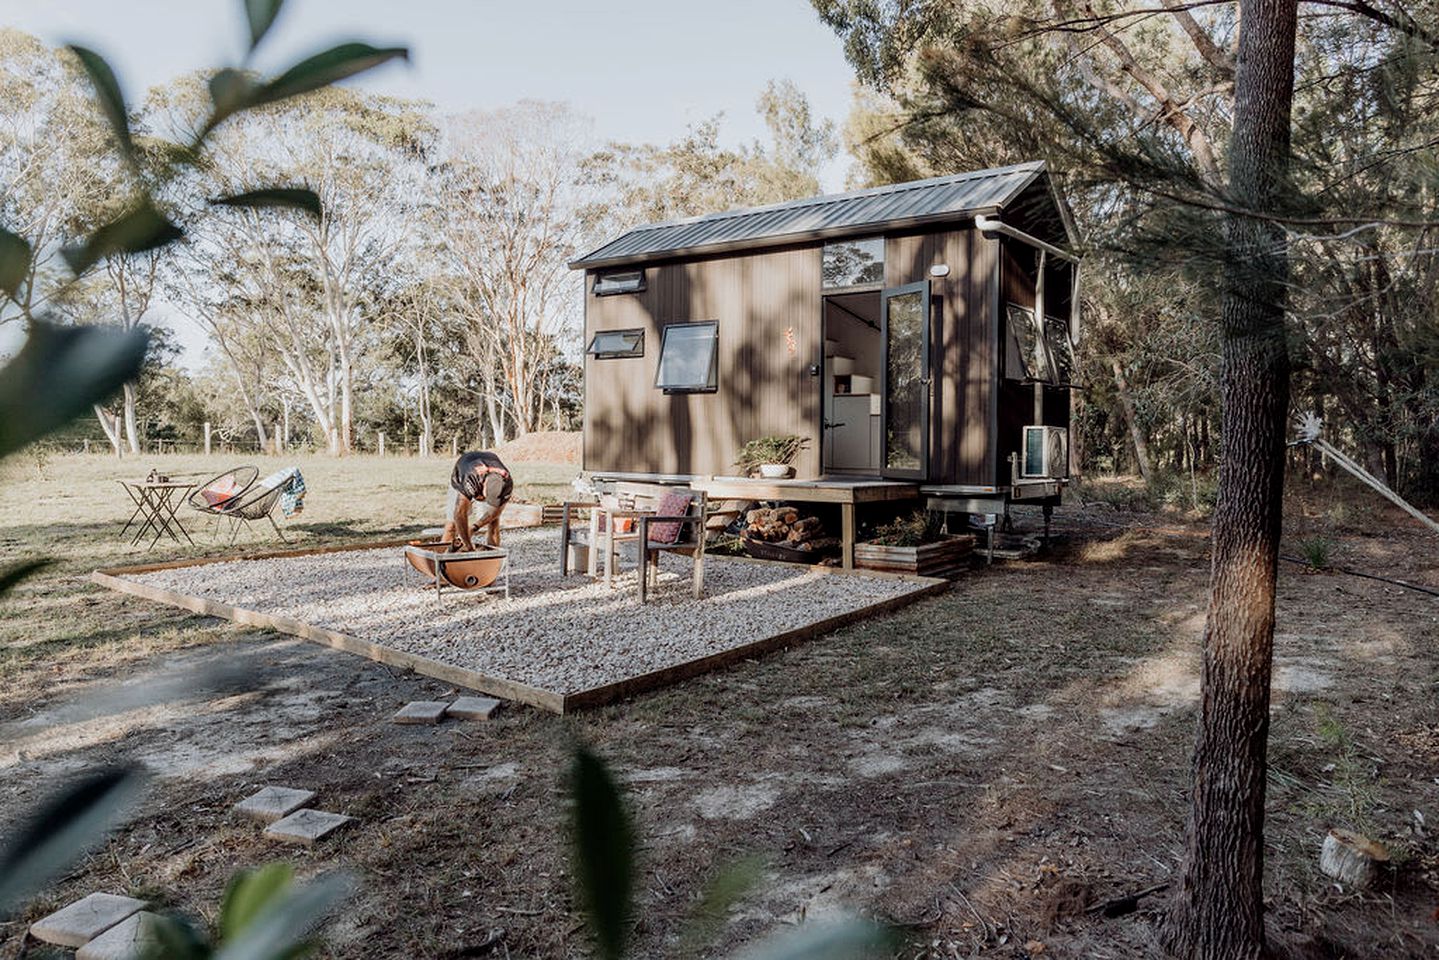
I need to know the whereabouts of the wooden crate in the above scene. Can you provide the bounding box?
[854,535,975,577]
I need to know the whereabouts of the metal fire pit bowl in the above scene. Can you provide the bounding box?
[403,541,510,598]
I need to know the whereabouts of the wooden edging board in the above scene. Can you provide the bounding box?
[92,538,950,715]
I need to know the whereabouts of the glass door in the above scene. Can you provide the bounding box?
[880,281,931,479]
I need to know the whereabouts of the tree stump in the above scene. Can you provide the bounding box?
[1319,828,1389,889]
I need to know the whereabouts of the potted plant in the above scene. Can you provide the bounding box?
[855,510,975,577]
[734,435,808,479]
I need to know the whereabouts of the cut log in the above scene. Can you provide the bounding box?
[1319,829,1389,889]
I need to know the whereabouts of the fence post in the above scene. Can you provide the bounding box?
[203,422,211,456]
[378,431,386,457]
[274,422,283,454]
[451,436,458,457]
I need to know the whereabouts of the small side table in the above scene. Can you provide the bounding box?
[118,479,196,549]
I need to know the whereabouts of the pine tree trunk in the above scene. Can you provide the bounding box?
[1162,1,1297,957]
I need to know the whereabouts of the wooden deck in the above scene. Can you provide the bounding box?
[691,475,919,569]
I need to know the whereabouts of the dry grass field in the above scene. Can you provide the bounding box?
[1,455,1437,958]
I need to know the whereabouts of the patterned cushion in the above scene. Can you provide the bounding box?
[648,491,694,544]
[201,477,239,507]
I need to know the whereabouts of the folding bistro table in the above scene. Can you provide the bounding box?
[118,478,196,548]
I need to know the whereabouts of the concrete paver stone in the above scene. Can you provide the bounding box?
[29,893,148,948]
[234,786,316,822]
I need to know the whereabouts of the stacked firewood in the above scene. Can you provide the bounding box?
[744,506,836,551]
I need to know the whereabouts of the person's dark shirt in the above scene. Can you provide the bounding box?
[451,451,513,504]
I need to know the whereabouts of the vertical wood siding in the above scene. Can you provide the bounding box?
[583,245,821,478]
[582,227,998,485]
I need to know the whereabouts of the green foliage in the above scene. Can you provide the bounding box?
[0,226,30,298]
[867,509,945,547]
[62,199,184,274]
[734,435,808,475]
[570,744,634,960]
[0,767,144,919]
[0,6,403,955]
[244,0,285,50]
[1297,535,1334,570]
[256,43,409,108]
[1312,705,1380,833]
[0,322,148,458]
[677,856,766,955]
[210,188,322,219]
[66,44,134,159]
[567,743,894,959]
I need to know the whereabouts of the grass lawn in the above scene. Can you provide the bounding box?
[1,455,1437,958]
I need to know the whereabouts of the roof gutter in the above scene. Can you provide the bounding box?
[973,214,1079,262]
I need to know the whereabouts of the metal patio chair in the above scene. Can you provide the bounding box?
[219,475,293,544]
[189,466,259,536]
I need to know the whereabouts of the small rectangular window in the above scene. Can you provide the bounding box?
[593,269,645,296]
[822,237,884,289]
[586,328,644,359]
[655,321,718,393]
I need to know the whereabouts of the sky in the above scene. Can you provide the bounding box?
[0,0,857,185]
[0,0,861,366]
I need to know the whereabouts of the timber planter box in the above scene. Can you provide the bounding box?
[854,535,975,577]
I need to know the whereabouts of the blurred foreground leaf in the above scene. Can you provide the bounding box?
[0,559,52,597]
[0,227,31,299]
[67,44,134,159]
[258,43,408,106]
[220,864,294,942]
[245,0,285,50]
[0,767,144,917]
[63,200,183,274]
[680,855,767,956]
[0,321,148,457]
[211,188,321,219]
[211,870,351,960]
[732,916,895,960]
[570,744,634,960]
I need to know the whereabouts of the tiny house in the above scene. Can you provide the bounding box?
[569,160,1080,516]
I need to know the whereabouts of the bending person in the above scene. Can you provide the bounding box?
[441,450,514,551]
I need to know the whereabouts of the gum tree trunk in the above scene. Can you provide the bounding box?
[1162,1,1297,957]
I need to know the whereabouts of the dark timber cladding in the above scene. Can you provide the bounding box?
[573,160,1076,488]
[584,245,822,477]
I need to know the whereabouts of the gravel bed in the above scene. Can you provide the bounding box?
[127,528,931,696]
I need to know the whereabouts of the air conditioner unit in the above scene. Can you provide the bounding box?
[1022,425,1069,479]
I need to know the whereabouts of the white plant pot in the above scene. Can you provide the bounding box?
[759,463,793,479]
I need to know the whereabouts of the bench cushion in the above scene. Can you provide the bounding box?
[648,492,694,544]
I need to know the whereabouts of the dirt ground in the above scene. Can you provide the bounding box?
[1,458,1437,958]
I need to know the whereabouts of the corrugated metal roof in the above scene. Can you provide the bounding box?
[570,160,1048,269]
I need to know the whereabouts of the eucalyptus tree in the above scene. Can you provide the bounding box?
[583,80,838,230]
[0,28,111,327]
[150,74,434,454]
[441,101,592,440]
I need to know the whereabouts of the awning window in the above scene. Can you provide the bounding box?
[593,269,646,296]
[586,328,644,359]
[655,321,718,392]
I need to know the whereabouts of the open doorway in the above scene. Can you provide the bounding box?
[822,291,882,474]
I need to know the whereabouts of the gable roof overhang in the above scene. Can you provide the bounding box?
[570,160,1075,271]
